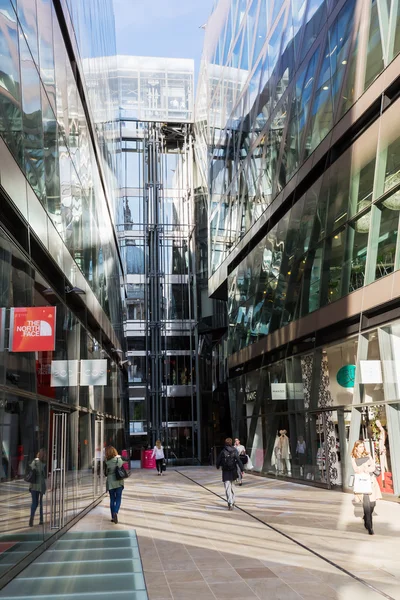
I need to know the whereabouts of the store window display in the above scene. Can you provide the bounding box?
[271,430,291,476]
[366,410,393,494]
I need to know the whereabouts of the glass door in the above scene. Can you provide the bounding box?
[49,411,68,529]
[94,417,104,497]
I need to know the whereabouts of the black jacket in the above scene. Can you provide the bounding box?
[216,445,244,482]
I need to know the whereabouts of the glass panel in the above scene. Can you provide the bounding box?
[322,228,346,305]
[17,0,39,65]
[0,1,23,165]
[20,33,45,203]
[373,201,400,280]
[301,244,323,315]
[364,0,384,90]
[344,212,370,293]
[37,0,56,111]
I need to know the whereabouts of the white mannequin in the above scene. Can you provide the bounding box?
[273,430,291,475]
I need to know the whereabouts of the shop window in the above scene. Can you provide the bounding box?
[374,201,400,280]
[344,212,370,293]
[321,228,346,305]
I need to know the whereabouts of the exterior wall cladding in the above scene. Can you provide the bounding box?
[199,0,400,496]
[0,0,127,587]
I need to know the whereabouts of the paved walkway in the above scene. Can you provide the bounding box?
[70,467,400,600]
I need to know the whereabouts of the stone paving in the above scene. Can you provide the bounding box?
[70,467,400,600]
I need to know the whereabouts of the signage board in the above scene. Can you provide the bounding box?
[80,359,107,386]
[271,383,287,400]
[359,360,383,384]
[9,307,56,352]
[51,360,79,387]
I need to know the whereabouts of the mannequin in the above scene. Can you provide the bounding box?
[296,435,306,476]
[375,420,388,486]
[272,430,291,475]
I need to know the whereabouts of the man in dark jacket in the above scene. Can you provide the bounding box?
[216,438,244,510]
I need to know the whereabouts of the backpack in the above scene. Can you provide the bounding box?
[221,449,236,471]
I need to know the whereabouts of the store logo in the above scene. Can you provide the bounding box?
[51,360,79,387]
[50,359,107,387]
[80,360,107,386]
[10,307,56,352]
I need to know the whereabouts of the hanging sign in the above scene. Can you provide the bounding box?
[80,359,108,386]
[9,307,56,352]
[51,360,79,387]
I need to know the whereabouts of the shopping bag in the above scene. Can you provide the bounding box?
[353,473,372,494]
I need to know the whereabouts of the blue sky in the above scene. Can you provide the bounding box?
[113,0,215,78]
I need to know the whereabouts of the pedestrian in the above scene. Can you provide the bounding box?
[29,449,47,527]
[216,438,243,510]
[152,440,165,476]
[105,446,124,524]
[234,438,247,485]
[351,440,382,535]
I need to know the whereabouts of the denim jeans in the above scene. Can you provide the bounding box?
[30,490,43,522]
[224,480,235,506]
[109,487,123,517]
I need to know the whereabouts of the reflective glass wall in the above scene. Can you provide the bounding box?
[0,0,125,587]
[197,0,400,274]
[0,0,123,328]
[197,0,400,491]
[228,98,400,352]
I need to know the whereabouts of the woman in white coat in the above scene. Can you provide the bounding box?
[351,440,382,535]
[152,440,165,476]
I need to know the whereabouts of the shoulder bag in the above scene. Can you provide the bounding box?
[24,467,37,484]
[114,458,129,480]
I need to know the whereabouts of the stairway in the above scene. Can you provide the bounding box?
[0,530,148,599]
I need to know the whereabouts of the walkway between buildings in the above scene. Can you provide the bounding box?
[2,467,400,600]
[72,467,400,600]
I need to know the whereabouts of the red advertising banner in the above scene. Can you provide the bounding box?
[10,307,56,352]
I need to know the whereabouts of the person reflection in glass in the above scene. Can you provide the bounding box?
[29,449,47,527]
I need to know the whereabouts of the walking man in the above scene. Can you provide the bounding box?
[216,438,244,510]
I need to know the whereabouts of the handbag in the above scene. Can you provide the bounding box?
[114,458,129,481]
[373,465,381,477]
[24,467,37,484]
[240,454,248,465]
[161,459,167,472]
[353,473,372,494]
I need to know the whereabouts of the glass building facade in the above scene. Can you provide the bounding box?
[198,0,400,495]
[115,56,200,462]
[0,0,126,587]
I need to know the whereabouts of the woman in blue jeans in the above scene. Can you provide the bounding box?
[105,446,124,524]
[29,449,47,527]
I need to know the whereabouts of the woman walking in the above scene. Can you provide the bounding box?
[351,440,382,535]
[29,449,47,527]
[105,446,124,524]
[152,440,165,476]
